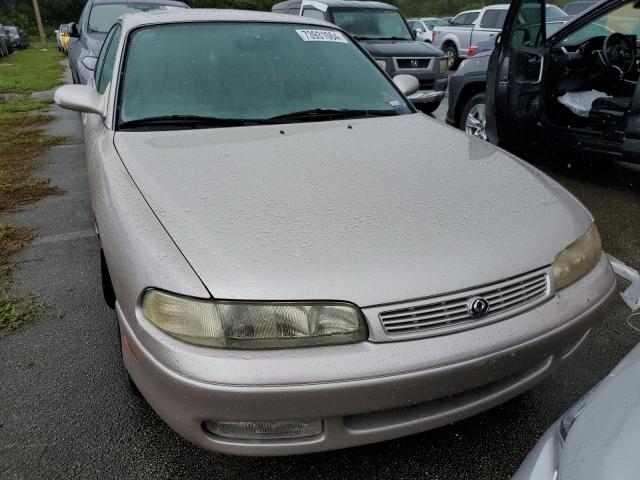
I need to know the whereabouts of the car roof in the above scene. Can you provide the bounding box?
[92,0,187,5]
[117,8,338,31]
[274,0,397,10]
[481,4,509,10]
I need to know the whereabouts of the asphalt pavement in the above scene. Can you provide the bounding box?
[1,89,639,479]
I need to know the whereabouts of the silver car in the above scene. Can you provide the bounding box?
[54,9,615,456]
[513,335,640,479]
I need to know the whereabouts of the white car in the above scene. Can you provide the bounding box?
[407,17,448,43]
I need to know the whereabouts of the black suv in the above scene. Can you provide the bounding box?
[272,0,449,113]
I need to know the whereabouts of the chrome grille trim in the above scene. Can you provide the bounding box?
[376,268,551,338]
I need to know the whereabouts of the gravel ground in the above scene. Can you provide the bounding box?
[1,88,638,480]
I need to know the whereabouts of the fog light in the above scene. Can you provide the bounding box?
[204,419,322,440]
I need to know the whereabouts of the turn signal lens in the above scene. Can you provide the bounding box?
[439,57,449,74]
[553,223,602,291]
[141,290,367,348]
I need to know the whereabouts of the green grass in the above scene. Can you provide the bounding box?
[0,45,64,94]
[0,225,41,334]
[0,64,64,334]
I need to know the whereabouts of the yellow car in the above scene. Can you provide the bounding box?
[60,24,70,56]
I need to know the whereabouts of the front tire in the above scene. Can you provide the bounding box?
[460,92,487,141]
[444,44,460,70]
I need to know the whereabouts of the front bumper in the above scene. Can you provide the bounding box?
[408,77,448,105]
[119,256,615,456]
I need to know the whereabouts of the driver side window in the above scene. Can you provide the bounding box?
[95,24,121,94]
[561,2,640,46]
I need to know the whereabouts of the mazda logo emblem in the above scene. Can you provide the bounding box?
[410,60,419,68]
[467,297,490,318]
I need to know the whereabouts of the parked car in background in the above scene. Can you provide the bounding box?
[60,24,73,56]
[563,0,598,15]
[431,8,480,67]
[56,24,69,52]
[407,17,447,42]
[0,24,14,55]
[513,337,640,479]
[68,0,188,84]
[55,7,615,457]
[486,0,639,162]
[433,4,568,69]
[272,0,449,113]
[0,26,9,58]
[3,26,28,50]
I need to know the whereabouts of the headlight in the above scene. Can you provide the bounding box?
[141,290,368,349]
[376,59,388,71]
[553,223,602,291]
[439,57,448,74]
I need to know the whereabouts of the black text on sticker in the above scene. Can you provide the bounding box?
[296,29,348,43]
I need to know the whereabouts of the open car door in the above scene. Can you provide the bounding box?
[486,0,546,148]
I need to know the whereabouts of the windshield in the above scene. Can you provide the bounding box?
[545,5,569,20]
[330,9,413,40]
[560,1,640,45]
[6,27,18,35]
[119,23,410,126]
[88,3,185,33]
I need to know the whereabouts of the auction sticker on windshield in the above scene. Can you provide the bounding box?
[296,29,348,43]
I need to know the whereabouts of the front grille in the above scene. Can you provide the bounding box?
[379,269,549,335]
[396,58,431,69]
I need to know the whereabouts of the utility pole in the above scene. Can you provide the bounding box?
[32,0,46,45]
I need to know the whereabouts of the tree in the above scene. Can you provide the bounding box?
[0,0,570,36]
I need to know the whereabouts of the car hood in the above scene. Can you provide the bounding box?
[359,39,444,57]
[560,341,640,480]
[114,114,591,305]
[85,32,107,56]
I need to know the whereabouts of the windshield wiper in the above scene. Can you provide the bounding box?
[267,108,400,122]
[373,36,411,40]
[119,114,254,130]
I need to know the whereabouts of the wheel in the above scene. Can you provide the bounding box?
[443,44,460,70]
[460,92,487,141]
[100,249,117,309]
[416,101,441,115]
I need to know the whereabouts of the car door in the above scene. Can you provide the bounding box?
[485,0,546,147]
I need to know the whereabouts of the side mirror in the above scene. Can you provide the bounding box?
[393,74,420,97]
[54,84,105,116]
[81,56,98,71]
[69,23,79,38]
[54,30,59,35]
